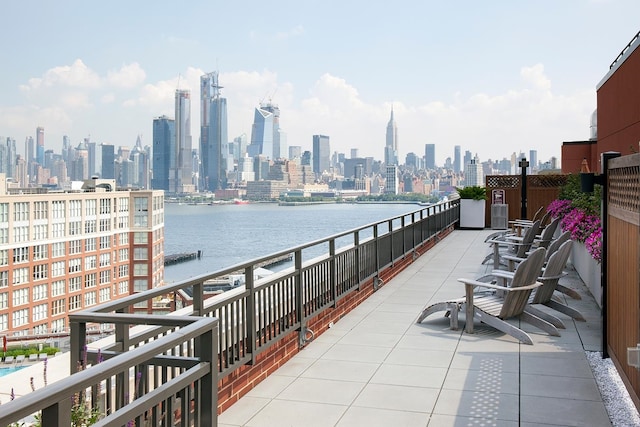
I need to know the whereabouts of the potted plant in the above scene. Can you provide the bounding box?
[457,186,487,229]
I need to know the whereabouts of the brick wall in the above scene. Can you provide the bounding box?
[217,225,454,413]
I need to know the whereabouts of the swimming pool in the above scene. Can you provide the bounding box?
[0,365,26,378]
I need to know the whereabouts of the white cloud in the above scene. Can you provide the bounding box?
[107,63,146,89]
[20,59,101,92]
[521,64,551,91]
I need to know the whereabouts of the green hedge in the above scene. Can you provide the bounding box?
[2,346,59,358]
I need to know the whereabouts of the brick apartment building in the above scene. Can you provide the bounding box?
[0,175,164,337]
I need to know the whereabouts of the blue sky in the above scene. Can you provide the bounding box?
[1,0,639,166]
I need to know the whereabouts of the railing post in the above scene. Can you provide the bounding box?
[245,265,256,365]
[41,398,72,426]
[330,239,337,307]
[115,310,129,410]
[70,319,86,373]
[374,224,380,278]
[193,281,204,316]
[294,249,303,327]
[354,231,361,291]
[197,320,217,427]
[388,219,395,264]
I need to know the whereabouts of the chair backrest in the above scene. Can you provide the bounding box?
[531,206,544,222]
[532,240,573,304]
[513,220,541,257]
[537,217,561,249]
[546,230,571,262]
[538,211,551,228]
[500,247,546,318]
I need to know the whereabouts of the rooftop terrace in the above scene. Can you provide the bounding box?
[218,229,614,427]
[0,222,631,426]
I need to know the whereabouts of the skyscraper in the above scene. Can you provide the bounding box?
[36,126,44,165]
[172,89,194,193]
[453,145,461,173]
[425,144,435,170]
[151,115,175,191]
[463,150,472,174]
[200,72,228,191]
[312,135,331,176]
[529,150,538,171]
[248,101,285,160]
[101,144,115,179]
[385,107,398,165]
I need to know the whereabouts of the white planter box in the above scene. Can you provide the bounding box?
[459,199,486,229]
[571,240,602,307]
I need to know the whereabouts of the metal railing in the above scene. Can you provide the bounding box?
[0,200,458,426]
[0,316,218,427]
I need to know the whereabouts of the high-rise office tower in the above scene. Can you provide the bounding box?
[248,107,273,159]
[529,150,538,171]
[129,135,149,189]
[351,148,359,159]
[25,136,34,164]
[385,164,398,194]
[62,135,72,165]
[200,72,228,191]
[405,152,419,170]
[231,134,248,163]
[465,158,483,187]
[312,135,331,176]
[101,144,115,179]
[247,101,285,160]
[87,140,97,177]
[385,107,398,165]
[463,150,472,174]
[453,145,461,173]
[152,115,175,191]
[172,89,194,193]
[425,144,435,170]
[289,145,302,160]
[36,126,44,165]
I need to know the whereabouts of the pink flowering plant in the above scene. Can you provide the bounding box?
[548,175,602,263]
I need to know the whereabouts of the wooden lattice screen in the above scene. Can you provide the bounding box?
[606,153,640,409]
[484,174,567,227]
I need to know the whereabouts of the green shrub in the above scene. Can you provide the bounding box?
[456,186,487,200]
[558,174,601,215]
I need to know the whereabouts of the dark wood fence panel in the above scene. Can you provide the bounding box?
[484,175,567,227]
[607,154,640,409]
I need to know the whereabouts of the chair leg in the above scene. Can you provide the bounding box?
[475,311,533,345]
[417,302,459,325]
[555,284,582,300]
[520,311,561,337]
[545,300,586,322]
[524,305,566,329]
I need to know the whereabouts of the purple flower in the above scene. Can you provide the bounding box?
[547,199,573,218]
[549,199,602,263]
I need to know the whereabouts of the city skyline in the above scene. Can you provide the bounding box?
[1,2,639,165]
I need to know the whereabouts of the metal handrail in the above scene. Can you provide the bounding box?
[0,316,219,426]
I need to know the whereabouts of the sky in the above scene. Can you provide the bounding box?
[1,0,639,167]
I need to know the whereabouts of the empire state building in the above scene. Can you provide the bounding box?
[385,107,398,165]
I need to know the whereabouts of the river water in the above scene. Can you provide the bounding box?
[163,202,422,283]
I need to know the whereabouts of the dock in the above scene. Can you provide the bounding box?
[164,251,201,266]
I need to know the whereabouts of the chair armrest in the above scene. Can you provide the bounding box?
[458,278,541,292]
[540,272,567,281]
[490,270,515,281]
[502,255,525,263]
